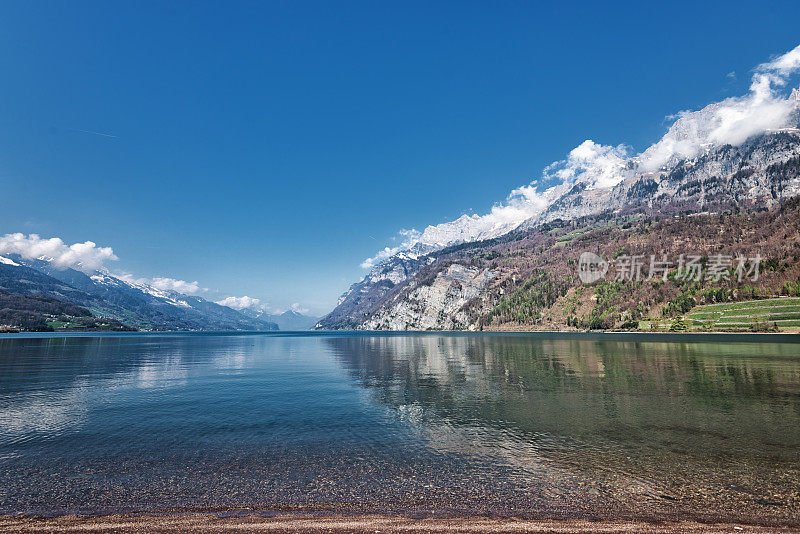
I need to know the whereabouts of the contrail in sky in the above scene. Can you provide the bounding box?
[69,128,118,138]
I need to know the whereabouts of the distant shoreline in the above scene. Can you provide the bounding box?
[2,329,799,344]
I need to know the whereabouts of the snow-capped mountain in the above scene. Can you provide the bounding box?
[319,68,800,329]
[0,256,278,331]
[319,130,800,330]
[361,80,800,266]
[239,307,319,330]
[522,130,800,228]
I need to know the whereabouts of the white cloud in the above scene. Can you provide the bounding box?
[759,44,800,77]
[0,233,207,296]
[541,140,630,189]
[0,233,117,273]
[360,246,403,270]
[639,43,800,171]
[149,277,203,295]
[215,295,262,310]
[115,272,206,296]
[359,186,563,270]
[360,43,800,269]
[360,229,420,269]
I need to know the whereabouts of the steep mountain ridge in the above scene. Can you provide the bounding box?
[318,130,800,330]
[526,130,800,226]
[317,251,434,329]
[342,197,800,332]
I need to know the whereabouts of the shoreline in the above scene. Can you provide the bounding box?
[3,328,800,335]
[2,510,799,533]
[2,329,799,342]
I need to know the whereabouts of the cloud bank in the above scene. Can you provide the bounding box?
[638,47,800,171]
[0,233,117,273]
[115,272,205,296]
[360,229,420,269]
[149,277,203,295]
[362,43,800,269]
[216,295,262,310]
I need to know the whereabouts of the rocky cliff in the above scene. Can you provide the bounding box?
[318,130,800,331]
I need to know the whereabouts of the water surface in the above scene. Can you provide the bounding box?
[0,332,798,524]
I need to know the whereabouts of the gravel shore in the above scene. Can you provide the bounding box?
[1,512,797,533]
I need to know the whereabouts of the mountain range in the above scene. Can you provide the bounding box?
[0,256,280,331]
[239,307,320,331]
[318,86,800,331]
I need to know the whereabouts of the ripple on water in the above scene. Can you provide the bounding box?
[0,333,798,524]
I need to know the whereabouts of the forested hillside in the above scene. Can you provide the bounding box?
[0,290,133,332]
[351,197,800,332]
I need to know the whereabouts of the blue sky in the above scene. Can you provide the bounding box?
[1,1,800,315]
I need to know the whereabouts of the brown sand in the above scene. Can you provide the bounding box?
[0,512,795,533]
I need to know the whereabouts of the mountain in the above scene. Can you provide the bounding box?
[351,83,800,268]
[317,251,433,330]
[269,310,319,331]
[320,81,800,331]
[0,260,104,307]
[323,196,800,332]
[522,130,800,228]
[318,126,800,331]
[238,307,319,330]
[0,257,278,331]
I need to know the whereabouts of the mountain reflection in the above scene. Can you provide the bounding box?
[1,333,798,520]
[326,335,800,459]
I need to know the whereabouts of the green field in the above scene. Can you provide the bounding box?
[685,298,800,330]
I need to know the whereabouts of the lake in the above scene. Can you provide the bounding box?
[0,332,798,524]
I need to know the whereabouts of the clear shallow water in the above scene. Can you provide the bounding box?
[0,332,799,523]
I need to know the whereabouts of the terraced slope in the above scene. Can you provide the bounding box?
[687,298,800,330]
[321,197,800,332]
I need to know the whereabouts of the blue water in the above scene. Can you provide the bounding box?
[1,332,799,522]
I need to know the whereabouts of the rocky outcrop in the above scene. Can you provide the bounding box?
[360,264,495,331]
[525,131,800,227]
[315,252,434,329]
